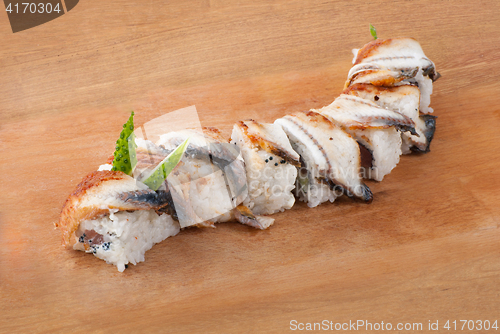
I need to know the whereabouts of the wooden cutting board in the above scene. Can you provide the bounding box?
[1,0,499,332]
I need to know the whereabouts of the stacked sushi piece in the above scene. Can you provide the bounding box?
[343,37,439,153]
[230,120,301,215]
[58,37,439,271]
[275,111,373,207]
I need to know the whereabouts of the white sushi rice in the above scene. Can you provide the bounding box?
[74,210,180,272]
[297,169,337,208]
[234,137,297,214]
[356,128,402,181]
[231,122,298,215]
[411,71,433,114]
[97,163,113,171]
[246,150,297,214]
[394,71,433,114]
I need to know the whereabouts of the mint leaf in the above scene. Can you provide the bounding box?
[370,24,377,40]
[112,111,136,175]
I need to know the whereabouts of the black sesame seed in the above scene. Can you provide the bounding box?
[281,160,286,164]
[265,159,268,163]
[79,235,85,243]
[125,264,129,269]
[275,163,278,166]
[269,156,273,160]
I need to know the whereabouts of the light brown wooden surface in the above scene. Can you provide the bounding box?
[1,0,499,333]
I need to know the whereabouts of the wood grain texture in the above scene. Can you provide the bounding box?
[1,0,499,333]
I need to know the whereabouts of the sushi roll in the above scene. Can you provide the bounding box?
[343,83,436,153]
[57,170,180,272]
[346,38,440,114]
[230,120,301,215]
[317,95,416,181]
[275,111,372,208]
[57,35,442,273]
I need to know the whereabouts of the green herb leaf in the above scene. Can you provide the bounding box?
[142,137,190,191]
[369,24,377,40]
[111,111,136,175]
